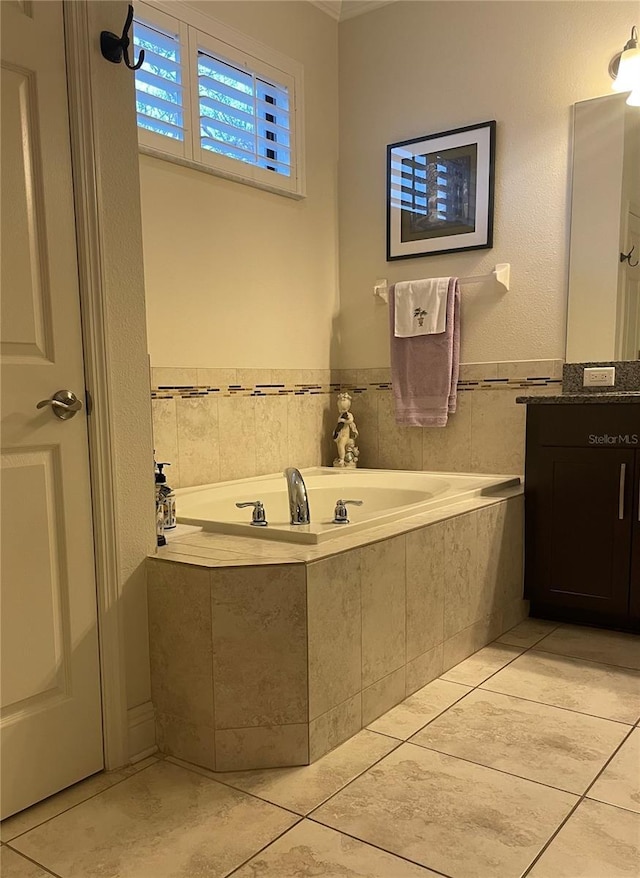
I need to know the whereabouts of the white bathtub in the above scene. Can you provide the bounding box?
[176,467,520,544]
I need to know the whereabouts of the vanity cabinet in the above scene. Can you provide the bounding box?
[524,404,640,631]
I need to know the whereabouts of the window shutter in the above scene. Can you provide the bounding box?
[197,50,291,178]
[132,1,304,198]
[133,17,187,154]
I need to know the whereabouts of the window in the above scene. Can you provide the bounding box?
[133,2,304,198]
[133,13,188,156]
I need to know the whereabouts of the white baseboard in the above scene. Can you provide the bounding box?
[128,701,157,762]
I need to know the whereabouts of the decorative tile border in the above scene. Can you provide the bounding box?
[152,383,341,400]
[151,377,562,400]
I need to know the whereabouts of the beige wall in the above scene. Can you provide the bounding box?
[337,1,637,368]
[141,1,339,370]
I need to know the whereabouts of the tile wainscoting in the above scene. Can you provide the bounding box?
[151,360,563,487]
[147,494,526,772]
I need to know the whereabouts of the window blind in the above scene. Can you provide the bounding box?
[132,2,304,197]
[197,50,291,178]
[133,19,185,142]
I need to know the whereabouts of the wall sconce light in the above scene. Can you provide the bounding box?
[609,26,639,106]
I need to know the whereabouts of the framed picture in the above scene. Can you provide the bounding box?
[387,121,496,261]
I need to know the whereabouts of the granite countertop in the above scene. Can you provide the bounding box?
[516,392,640,405]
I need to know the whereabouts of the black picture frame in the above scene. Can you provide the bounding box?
[387,120,496,261]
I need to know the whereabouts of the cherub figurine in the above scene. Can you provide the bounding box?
[333,392,360,467]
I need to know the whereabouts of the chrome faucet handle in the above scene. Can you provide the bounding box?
[333,499,363,524]
[235,500,268,527]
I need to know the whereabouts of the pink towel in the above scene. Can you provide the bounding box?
[389,277,460,427]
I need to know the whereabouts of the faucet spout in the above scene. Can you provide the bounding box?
[284,467,310,525]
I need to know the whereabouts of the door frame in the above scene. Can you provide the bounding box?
[63,0,130,769]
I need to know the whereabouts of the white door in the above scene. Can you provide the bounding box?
[1,0,103,819]
[618,209,640,360]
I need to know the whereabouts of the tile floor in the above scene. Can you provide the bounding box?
[2,619,639,878]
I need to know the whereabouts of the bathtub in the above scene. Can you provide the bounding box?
[176,467,520,544]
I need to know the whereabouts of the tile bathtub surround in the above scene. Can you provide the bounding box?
[150,360,563,486]
[147,495,528,772]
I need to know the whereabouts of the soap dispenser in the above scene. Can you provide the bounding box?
[154,460,166,547]
[154,460,176,542]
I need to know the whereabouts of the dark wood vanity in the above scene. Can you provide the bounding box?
[521,399,640,632]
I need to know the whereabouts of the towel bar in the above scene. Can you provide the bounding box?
[374,263,510,303]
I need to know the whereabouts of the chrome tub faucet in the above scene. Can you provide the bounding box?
[284,467,310,525]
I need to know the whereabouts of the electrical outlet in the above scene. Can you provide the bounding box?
[583,367,616,388]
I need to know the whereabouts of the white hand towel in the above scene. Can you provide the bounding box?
[394,277,450,337]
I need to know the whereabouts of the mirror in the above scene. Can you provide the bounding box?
[565,93,640,362]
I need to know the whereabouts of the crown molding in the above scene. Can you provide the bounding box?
[308,0,341,20]
[339,1,394,21]
[308,0,394,22]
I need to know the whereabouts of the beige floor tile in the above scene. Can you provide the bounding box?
[410,689,629,793]
[482,651,640,724]
[367,679,471,740]
[11,761,297,878]
[496,617,559,649]
[0,846,54,877]
[181,729,399,815]
[588,728,640,813]
[528,799,640,877]
[313,743,576,878]
[442,642,524,686]
[0,758,158,842]
[233,820,440,877]
[535,624,640,670]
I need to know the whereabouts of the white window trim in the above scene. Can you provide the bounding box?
[135,0,306,200]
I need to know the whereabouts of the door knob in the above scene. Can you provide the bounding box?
[36,389,83,420]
